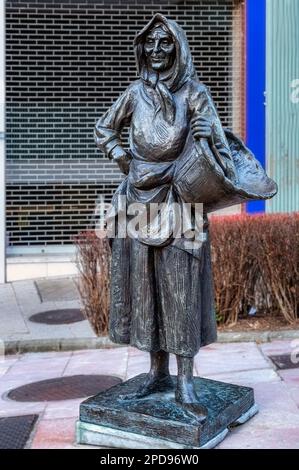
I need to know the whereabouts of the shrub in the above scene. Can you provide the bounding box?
[75,213,298,333]
[210,212,299,325]
[74,231,111,336]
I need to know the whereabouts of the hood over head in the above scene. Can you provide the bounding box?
[134,13,196,92]
[134,14,197,123]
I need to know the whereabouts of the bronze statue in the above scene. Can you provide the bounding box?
[94,14,277,424]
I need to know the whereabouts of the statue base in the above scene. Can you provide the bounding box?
[77,374,258,449]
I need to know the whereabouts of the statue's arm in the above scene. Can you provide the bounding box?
[94,84,135,174]
[190,83,237,181]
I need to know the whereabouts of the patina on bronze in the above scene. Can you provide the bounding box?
[78,14,277,447]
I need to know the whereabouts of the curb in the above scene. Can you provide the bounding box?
[218,329,299,343]
[4,337,117,355]
[4,329,299,355]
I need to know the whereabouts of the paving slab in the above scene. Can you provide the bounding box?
[194,342,271,375]
[260,339,299,357]
[64,348,129,379]
[30,417,77,449]
[218,426,299,449]
[244,381,299,428]
[0,284,29,336]
[205,368,280,385]
[283,383,299,408]
[43,398,83,420]
[277,368,299,384]
[34,278,79,303]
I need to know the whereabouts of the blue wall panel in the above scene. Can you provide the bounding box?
[246,0,266,213]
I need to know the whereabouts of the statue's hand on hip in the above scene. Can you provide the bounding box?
[111,146,132,175]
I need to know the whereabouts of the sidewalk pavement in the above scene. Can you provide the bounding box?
[1,277,299,355]
[1,277,299,448]
[0,340,299,449]
[0,276,101,353]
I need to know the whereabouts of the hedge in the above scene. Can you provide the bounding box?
[75,213,298,334]
[210,212,298,325]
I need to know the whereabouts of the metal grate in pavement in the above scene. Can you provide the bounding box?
[0,415,38,449]
[269,354,299,370]
[6,375,122,402]
[29,308,85,325]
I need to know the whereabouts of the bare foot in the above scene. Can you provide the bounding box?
[119,373,174,401]
[175,379,208,423]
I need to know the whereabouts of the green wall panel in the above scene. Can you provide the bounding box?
[266,0,299,212]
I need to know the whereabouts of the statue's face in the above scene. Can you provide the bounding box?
[144,26,175,72]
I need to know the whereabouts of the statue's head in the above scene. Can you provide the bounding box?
[144,23,175,72]
[134,14,196,90]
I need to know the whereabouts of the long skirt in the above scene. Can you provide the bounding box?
[108,235,217,358]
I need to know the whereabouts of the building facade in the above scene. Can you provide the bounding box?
[1,0,298,282]
[5,0,244,251]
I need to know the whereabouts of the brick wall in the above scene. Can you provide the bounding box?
[6,0,242,246]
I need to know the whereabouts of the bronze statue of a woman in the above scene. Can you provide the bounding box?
[94,14,277,423]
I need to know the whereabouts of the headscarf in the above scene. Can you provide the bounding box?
[134,13,197,124]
